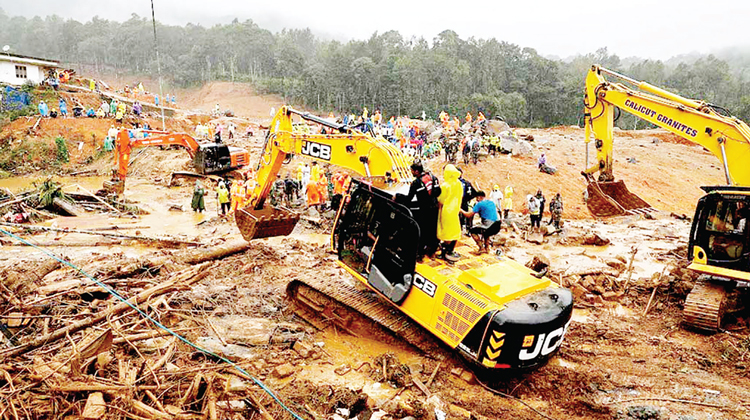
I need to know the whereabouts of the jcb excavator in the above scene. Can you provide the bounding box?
[236,106,573,371]
[103,129,249,194]
[583,65,750,332]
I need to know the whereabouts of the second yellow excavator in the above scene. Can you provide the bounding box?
[236,107,573,373]
[583,65,750,332]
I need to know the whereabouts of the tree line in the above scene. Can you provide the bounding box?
[2,9,749,127]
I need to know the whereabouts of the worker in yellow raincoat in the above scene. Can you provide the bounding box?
[437,164,462,261]
[502,185,514,220]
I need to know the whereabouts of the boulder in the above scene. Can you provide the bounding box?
[511,140,533,157]
[525,254,550,272]
[81,392,106,419]
[272,363,298,378]
[485,119,510,136]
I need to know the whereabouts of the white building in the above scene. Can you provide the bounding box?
[0,53,60,86]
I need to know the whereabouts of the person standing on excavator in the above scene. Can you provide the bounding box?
[398,161,441,258]
[461,191,502,254]
[437,164,462,261]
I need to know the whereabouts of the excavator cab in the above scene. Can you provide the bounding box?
[335,180,420,305]
[193,144,249,174]
[689,189,750,272]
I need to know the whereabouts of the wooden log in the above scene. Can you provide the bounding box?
[0,193,39,210]
[0,263,211,358]
[52,197,84,216]
[179,240,252,264]
[0,222,203,247]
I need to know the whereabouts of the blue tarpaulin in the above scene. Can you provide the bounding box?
[1,86,31,110]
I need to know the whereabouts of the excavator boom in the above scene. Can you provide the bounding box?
[235,106,412,240]
[583,65,750,217]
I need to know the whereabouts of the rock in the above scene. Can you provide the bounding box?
[450,367,463,377]
[81,392,106,419]
[512,140,533,157]
[293,341,311,358]
[582,276,596,291]
[602,291,622,301]
[225,376,247,392]
[592,285,606,295]
[526,231,544,244]
[626,405,663,419]
[571,284,588,299]
[583,232,610,246]
[334,364,352,376]
[448,404,472,420]
[485,119,510,136]
[272,363,298,378]
[606,259,627,271]
[459,369,476,384]
[168,204,183,212]
[525,254,550,272]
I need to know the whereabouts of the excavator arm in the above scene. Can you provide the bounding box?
[114,130,201,182]
[236,106,413,240]
[583,65,750,216]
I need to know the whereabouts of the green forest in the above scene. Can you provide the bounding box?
[2,9,750,128]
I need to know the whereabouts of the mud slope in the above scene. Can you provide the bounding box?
[175,81,285,119]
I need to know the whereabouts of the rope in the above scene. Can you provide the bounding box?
[0,227,304,420]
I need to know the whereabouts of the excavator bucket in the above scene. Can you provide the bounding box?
[585,181,653,217]
[235,206,300,240]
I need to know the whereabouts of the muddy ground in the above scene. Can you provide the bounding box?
[1,86,749,419]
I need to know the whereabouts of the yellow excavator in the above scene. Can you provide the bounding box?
[583,65,750,332]
[236,107,573,371]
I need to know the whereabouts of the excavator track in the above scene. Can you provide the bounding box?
[286,278,444,355]
[682,279,727,333]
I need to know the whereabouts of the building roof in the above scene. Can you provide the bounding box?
[0,52,60,67]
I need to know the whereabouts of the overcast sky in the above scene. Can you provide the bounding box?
[3,0,749,59]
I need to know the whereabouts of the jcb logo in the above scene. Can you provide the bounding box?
[301,141,331,161]
[414,274,436,298]
[518,320,571,361]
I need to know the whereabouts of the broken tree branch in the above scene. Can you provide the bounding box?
[0,263,211,358]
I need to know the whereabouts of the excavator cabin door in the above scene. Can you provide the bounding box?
[336,183,419,305]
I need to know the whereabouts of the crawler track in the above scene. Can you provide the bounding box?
[682,279,727,332]
[286,278,444,355]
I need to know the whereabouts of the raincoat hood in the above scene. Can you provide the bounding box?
[443,164,460,182]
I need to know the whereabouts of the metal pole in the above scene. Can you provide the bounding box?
[719,138,732,185]
[150,0,166,131]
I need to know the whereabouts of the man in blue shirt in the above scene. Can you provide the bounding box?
[460,191,502,254]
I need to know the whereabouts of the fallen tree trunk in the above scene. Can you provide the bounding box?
[0,222,203,247]
[179,240,252,264]
[0,262,212,358]
[51,197,84,216]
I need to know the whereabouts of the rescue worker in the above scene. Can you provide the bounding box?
[229,178,243,213]
[398,161,441,258]
[502,185,514,220]
[191,181,206,213]
[216,181,230,216]
[437,164,462,261]
[58,98,67,117]
[549,193,564,230]
[535,189,546,222]
[465,112,472,124]
[271,174,286,206]
[460,191,502,254]
[489,185,503,217]
[527,194,541,232]
[457,168,477,233]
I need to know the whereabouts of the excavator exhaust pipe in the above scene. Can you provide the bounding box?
[235,206,300,240]
[585,180,653,218]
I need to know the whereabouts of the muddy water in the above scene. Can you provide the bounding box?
[0,175,240,260]
[0,175,108,193]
